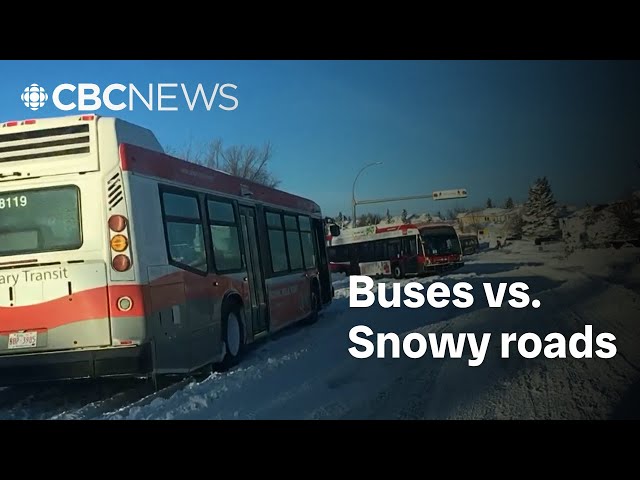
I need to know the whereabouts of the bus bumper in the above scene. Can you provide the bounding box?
[0,343,153,386]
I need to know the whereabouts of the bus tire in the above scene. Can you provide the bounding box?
[392,264,404,279]
[221,303,245,370]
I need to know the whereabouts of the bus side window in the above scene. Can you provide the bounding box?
[284,214,304,271]
[165,222,207,270]
[333,245,349,263]
[207,198,243,272]
[402,237,417,256]
[362,242,374,262]
[266,211,289,273]
[162,190,207,274]
[298,215,316,268]
[389,241,400,258]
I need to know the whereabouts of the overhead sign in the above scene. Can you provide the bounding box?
[432,188,468,200]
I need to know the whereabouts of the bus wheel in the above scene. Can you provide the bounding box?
[393,264,404,279]
[221,304,245,370]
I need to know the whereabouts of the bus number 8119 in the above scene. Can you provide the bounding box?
[0,195,28,209]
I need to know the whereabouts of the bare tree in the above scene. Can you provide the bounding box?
[165,137,280,188]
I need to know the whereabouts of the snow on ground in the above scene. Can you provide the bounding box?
[2,241,639,420]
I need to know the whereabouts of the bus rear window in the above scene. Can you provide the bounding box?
[0,185,82,257]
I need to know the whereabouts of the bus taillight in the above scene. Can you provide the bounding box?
[108,214,127,232]
[110,234,128,252]
[108,214,132,271]
[112,254,131,272]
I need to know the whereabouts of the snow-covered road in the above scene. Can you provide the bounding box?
[2,241,639,420]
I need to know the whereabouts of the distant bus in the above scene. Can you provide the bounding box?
[326,223,463,278]
[0,114,338,386]
[459,233,480,255]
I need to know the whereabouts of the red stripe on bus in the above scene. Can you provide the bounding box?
[0,287,110,331]
[0,275,239,332]
[1,269,309,332]
[119,143,320,214]
[0,285,146,332]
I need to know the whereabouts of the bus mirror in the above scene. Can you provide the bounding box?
[329,225,341,237]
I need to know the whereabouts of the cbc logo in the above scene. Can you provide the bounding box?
[21,83,48,111]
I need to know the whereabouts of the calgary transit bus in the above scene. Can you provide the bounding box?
[326,223,463,278]
[0,114,338,386]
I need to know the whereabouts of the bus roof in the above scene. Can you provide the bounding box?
[120,143,322,215]
[327,223,420,246]
[0,114,322,215]
[327,222,458,246]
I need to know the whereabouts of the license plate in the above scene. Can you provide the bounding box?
[7,331,38,349]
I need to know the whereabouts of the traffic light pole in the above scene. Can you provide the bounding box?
[356,194,438,206]
[356,188,468,207]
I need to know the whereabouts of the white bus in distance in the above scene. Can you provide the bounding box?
[326,222,463,279]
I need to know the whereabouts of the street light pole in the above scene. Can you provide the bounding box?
[352,161,382,227]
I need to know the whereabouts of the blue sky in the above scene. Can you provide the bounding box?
[1,60,638,218]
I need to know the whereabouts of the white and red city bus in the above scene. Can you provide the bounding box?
[0,114,337,386]
[326,222,463,278]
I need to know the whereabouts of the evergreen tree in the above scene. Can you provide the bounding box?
[486,198,493,208]
[505,197,514,209]
[611,192,640,240]
[505,213,523,237]
[522,177,560,238]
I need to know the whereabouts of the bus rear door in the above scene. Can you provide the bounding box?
[238,205,269,338]
[312,218,332,304]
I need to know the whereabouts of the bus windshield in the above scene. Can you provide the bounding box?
[421,227,461,255]
[0,185,82,257]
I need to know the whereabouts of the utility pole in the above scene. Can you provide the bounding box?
[352,162,382,227]
[350,160,467,226]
